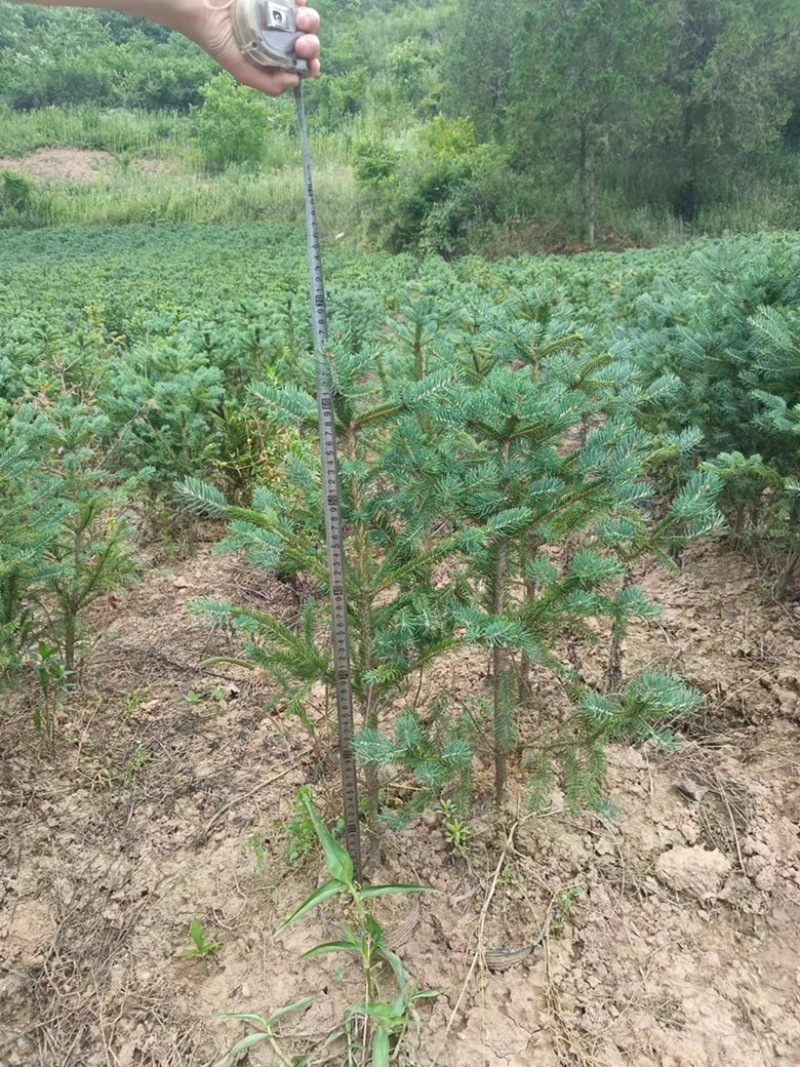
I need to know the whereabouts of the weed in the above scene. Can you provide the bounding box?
[500,866,517,889]
[31,640,68,743]
[182,689,202,706]
[214,998,319,1067]
[124,744,150,784]
[280,788,344,868]
[244,831,267,874]
[122,688,146,718]
[217,792,442,1066]
[550,887,584,935]
[439,800,471,854]
[182,918,221,959]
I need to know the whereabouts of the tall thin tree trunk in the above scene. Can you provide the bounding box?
[346,425,382,868]
[64,606,77,676]
[578,125,588,236]
[413,320,426,382]
[588,166,597,245]
[606,569,633,691]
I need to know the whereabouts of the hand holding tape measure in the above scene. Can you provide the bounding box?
[198,0,320,96]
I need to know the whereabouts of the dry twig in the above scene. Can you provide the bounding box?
[431,820,518,1066]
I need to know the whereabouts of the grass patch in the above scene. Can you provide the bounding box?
[1,162,362,233]
[0,104,190,158]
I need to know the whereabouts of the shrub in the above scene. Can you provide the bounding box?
[0,170,34,219]
[192,74,269,171]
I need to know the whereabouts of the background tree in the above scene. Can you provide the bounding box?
[647,0,800,220]
[509,0,669,242]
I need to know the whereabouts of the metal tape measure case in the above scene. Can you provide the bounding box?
[232,0,310,74]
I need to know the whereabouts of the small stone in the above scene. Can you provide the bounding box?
[774,688,798,714]
[675,778,710,802]
[755,866,777,892]
[680,822,700,845]
[654,846,732,901]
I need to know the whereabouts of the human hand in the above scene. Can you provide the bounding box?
[179,0,320,96]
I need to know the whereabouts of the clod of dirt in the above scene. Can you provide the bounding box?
[655,846,732,901]
[782,786,800,824]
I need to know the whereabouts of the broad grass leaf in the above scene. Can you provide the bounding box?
[370,1026,390,1067]
[212,1031,268,1066]
[302,791,354,885]
[299,940,360,960]
[274,878,344,937]
[266,996,320,1023]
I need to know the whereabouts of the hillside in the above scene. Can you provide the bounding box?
[2,0,800,251]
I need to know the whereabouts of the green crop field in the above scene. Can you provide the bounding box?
[4,174,800,1067]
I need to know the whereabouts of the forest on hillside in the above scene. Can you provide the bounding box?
[2,0,800,251]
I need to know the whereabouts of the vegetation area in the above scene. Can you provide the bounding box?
[4,219,800,1058]
[2,0,800,249]
[3,222,800,787]
[3,1,800,1061]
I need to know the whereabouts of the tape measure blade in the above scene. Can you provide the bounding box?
[295,86,363,882]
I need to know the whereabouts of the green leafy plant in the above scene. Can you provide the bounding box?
[218,790,441,1067]
[439,800,471,853]
[0,169,34,219]
[279,788,344,868]
[30,640,68,743]
[191,72,269,171]
[124,744,150,784]
[182,918,221,959]
[244,831,268,874]
[550,886,584,935]
[214,998,319,1067]
[122,688,146,718]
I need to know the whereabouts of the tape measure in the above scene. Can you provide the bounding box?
[231,0,309,74]
[232,0,363,881]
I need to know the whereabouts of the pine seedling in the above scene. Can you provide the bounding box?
[396,295,718,807]
[525,670,703,813]
[354,703,474,830]
[6,394,135,677]
[102,341,224,550]
[177,344,466,847]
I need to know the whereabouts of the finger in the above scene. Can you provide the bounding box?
[295,33,320,60]
[236,64,300,97]
[296,7,320,32]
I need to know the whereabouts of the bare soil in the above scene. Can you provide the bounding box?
[2,539,799,1067]
[0,149,113,184]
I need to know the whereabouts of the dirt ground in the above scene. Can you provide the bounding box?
[0,149,114,184]
[2,537,800,1067]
